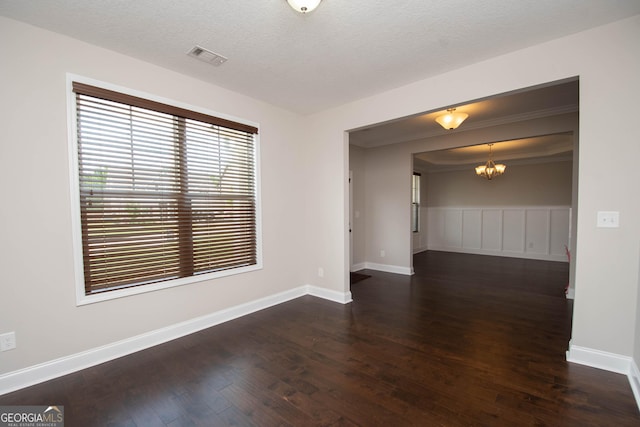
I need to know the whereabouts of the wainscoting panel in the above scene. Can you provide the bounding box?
[462,210,482,250]
[525,209,550,255]
[427,206,570,262]
[444,209,463,248]
[550,208,571,257]
[481,210,502,251]
[503,209,526,254]
[413,206,430,254]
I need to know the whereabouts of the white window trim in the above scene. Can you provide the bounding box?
[66,74,263,306]
[412,172,421,233]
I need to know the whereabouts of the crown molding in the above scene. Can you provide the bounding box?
[417,154,574,174]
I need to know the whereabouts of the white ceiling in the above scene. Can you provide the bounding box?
[1,1,639,115]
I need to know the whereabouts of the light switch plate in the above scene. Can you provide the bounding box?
[597,211,620,228]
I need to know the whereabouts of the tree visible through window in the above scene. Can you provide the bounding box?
[73,82,259,296]
[412,172,421,232]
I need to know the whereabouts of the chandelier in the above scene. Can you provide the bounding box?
[287,0,322,13]
[475,143,506,180]
[435,108,468,130]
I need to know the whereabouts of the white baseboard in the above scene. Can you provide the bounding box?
[567,342,640,412]
[566,287,575,299]
[427,246,568,263]
[629,359,640,412]
[306,285,352,304]
[351,262,366,272]
[0,285,350,396]
[566,341,631,374]
[362,262,413,275]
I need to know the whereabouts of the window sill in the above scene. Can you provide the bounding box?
[75,263,262,306]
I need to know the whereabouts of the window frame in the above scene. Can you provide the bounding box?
[67,75,262,306]
[412,172,421,233]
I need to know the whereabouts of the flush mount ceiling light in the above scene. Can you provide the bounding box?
[475,143,506,180]
[435,108,469,130]
[287,0,322,13]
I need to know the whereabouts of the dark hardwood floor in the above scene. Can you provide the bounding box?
[2,251,639,426]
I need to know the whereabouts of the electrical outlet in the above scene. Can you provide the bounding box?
[318,267,324,278]
[0,332,16,351]
[380,250,386,258]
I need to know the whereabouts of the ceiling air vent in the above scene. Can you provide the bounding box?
[187,45,228,66]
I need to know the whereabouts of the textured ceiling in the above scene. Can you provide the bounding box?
[1,1,639,114]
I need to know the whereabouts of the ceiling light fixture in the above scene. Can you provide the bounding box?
[475,143,506,180]
[435,108,468,130]
[287,0,322,13]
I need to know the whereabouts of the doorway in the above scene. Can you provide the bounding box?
[348,78,579,294]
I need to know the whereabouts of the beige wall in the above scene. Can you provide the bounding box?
[0,17,306,375]
[636,251,640,367]
[425,160,573,207]
[305,15,640,362]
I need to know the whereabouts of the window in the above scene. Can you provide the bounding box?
[71,81,260,300]
[412,172,421,232]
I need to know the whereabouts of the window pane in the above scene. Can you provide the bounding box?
[185,119,257,274]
